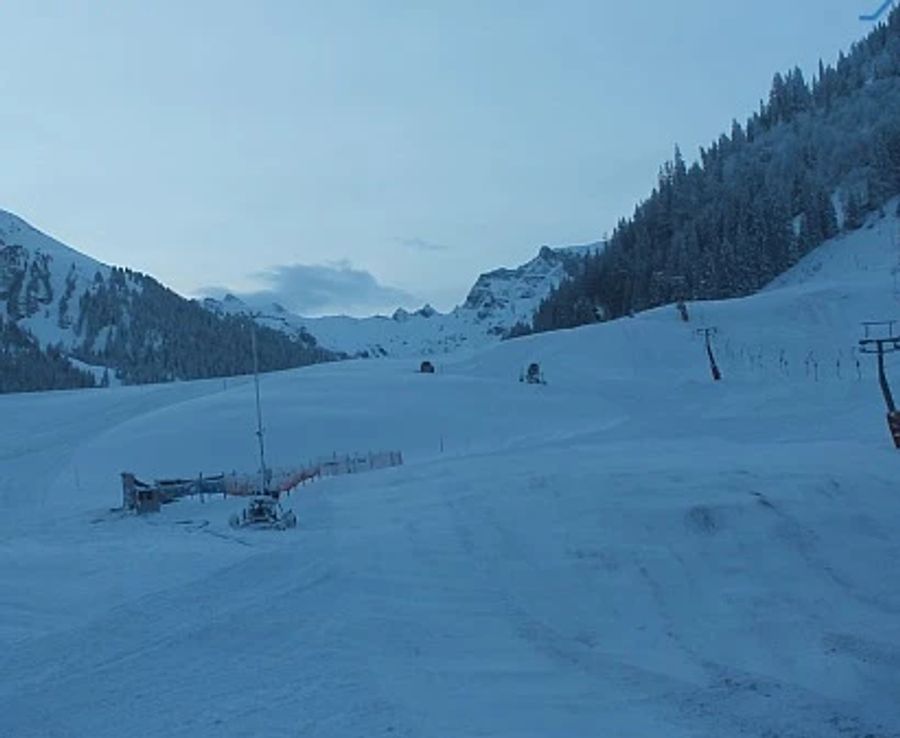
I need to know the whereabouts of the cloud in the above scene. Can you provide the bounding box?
[397,236,450,252]
[205,260,415,317]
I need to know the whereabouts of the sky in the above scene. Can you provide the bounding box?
[0,1,886,316]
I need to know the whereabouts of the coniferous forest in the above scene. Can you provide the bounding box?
[532,8,900,333]
[0,265,340,394]
[0,317,95,393]
[71,268,338,385]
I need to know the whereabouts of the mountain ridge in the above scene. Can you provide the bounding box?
[0,207,603,390]
[203,241,603,358]
[0,213,336,392]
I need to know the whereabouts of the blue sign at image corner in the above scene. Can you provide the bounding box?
[860,0,895,21]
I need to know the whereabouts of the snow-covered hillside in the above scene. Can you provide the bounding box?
[0,211,332,390]
[205,243,602,358]
[0,209,111,349]
[2,207,900,737]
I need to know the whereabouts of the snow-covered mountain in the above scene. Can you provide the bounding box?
[0,206,601,388]
[204,243,602,358]
[0,210,331,391]
[0,209,110,350]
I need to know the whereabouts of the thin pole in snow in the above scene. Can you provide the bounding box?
[251,320,268,495]
[696,327,722,381]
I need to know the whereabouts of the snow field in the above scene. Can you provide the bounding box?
[1,208,900,736]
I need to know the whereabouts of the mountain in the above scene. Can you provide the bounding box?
[0,210,337,393]
[0,210,105,337]
[533,7,900,334]
[204,243,602,358]
[0,206,601,392]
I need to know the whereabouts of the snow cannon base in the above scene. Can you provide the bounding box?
[229,495,297,531]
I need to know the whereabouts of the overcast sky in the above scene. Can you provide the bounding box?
[0,1,882,315]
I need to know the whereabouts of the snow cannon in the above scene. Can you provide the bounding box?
[229,494,297,531]
[228,322,299,530]
[521,362,546,385]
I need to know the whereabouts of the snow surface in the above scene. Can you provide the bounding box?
[2,210,900,737]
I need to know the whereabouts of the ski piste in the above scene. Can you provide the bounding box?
[2,199,899,736]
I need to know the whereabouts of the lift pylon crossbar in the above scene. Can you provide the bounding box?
[859,337,900,354]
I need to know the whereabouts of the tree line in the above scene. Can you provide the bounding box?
[0,266,341,394]
[530,7,900,334]
[0,317,95,393]
[72,267,339,385]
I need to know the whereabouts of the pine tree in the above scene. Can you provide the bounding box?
[529,6,900,335]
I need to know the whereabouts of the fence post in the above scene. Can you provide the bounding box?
[121,472,137,511]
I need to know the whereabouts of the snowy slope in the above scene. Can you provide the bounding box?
[0,211,331,388]
[205,243,602,358]
[2,209,900,737]
[0,209,111,348]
